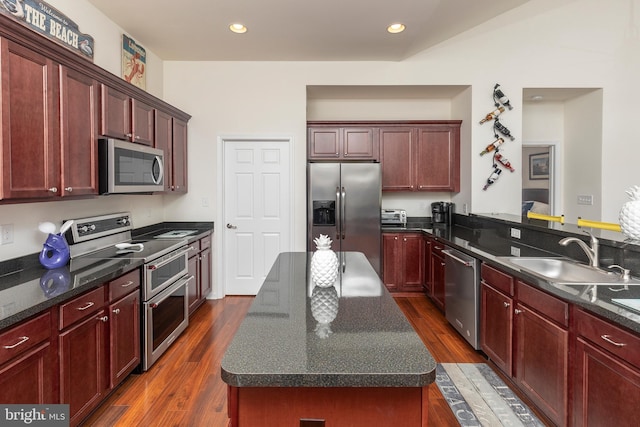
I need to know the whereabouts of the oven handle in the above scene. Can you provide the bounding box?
[147,247,190,270]
[149,275,194,308]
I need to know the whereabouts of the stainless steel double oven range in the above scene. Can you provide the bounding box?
[67,212,193,371]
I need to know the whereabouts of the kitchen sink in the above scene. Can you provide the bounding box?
[497,257,640,285]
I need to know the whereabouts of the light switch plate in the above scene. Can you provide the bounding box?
[577,195,594,205]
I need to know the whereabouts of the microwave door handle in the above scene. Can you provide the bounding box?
[152,155,164,185]
[335,186,341,241]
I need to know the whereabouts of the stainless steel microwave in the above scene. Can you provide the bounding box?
[99,138,164,194]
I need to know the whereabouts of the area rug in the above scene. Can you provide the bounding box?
[435,363,545,426]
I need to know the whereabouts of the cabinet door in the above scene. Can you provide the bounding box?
[109,290,140,389]
[172,118,188,192]
[59,66,99,196]
[401,234,424,291]
[415,125,460,191]
[155,110,173,192]
[342,128,378,160]
[382,234,400,291]
[131,98,154,145]
[574,337,640,427]
[514,302,568,426]
[100,84,131,140]
[0,343,55,404]
[1,38,60,200]
[431,253,445,311]
[188,254,200,315]
[308,127,341,159]
[380,127,415,191]
[200,247,212,299]
[480,283,513,375]
[59,309,109,425]
[423,237,432,294]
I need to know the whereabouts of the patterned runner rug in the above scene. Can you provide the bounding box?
[435,363,545,427]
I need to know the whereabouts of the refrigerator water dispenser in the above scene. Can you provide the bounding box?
[313,200,336,226]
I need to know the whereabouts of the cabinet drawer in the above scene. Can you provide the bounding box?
[109,269,141,302]
[575,308,640,369]
[481,263,514,296]
[0,311,51,365]
[200,235,211,251]
[517,281,569,327]
[431,240,445,258]
[59,286,105,330]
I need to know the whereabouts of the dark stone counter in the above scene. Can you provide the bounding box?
[221,252,436,388]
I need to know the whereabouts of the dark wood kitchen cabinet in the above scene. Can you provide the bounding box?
[0,38,60,200]
[573,308,640,427]
[0,310,56,404]
[59,65,100,197]
[382,232,424,292]
[429,240,446,311]
[380,122,461,192]
[480,263,569,426]
[308,125,379,160]
[59,287,109,426]
[188,234,213,315]
[100,84,154,146]
[107,270,141,389]
[156,110,188,193]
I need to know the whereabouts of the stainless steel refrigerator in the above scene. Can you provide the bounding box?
[307,163,381,276]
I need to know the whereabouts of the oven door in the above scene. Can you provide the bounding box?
[144,247,190,300]
[143,274,193,371]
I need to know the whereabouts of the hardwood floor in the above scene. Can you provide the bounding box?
[83,295,541,426]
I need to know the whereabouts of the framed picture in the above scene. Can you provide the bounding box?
[529,152,549,180]
[122,35,146,89]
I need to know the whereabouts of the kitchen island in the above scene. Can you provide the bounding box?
[221,252,435,427]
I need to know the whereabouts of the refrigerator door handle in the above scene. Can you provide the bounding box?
[341,186,346,239]
[335,186,341,240]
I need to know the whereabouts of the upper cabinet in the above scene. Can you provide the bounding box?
[100,85,154,146]
[308,124,379,161]
[0,15,190,203]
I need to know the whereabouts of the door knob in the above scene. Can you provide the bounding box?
[226,224,237,229]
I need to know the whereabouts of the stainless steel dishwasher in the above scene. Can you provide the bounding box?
[442,247,481,349]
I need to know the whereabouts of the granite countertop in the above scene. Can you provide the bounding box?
[419,224,640,334]
[0,221,214,330]
[221,252,436,388]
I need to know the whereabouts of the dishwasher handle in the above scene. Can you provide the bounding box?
[442,249,474,267]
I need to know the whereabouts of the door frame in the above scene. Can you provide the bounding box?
[522,140,562,217]
[215,135,295,298]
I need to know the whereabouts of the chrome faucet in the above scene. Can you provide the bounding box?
[559,231,599,268]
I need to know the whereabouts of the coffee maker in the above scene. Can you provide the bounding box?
[431,202,454,225]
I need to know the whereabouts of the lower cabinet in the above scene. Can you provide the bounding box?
[188,234,213,315]
[429,239,446,311]
[480,263,569,426]
[108,288,140,388]
[573,308,640,427]
[382,232,424,292]
[0,310,56,404]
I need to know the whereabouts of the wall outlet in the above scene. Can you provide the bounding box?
[510,246,521,257]
[510,227,521,239]
[577,195,593,205]
[1,224,14,245]
[463,203,468,214]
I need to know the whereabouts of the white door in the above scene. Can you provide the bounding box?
[222,138,292,295]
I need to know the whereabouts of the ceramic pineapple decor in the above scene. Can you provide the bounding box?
[311,285,339,339]
[310,234,339,287]
[620,185,640,240]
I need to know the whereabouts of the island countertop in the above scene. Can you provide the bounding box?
[221,252,436,388]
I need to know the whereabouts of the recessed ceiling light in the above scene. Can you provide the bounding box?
[387,23,406,34]
[229,23,247,34]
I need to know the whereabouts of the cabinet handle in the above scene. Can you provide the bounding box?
[121,281,135,288]
[3,336,29,349]
[503,302,510,308]
[403,238,407,241]
[434,246,443,250]
[48,187,58,193]
[77,302,95,311]
[126,133,133,138]
[113,308,120,315]
[514,308,524,314]
[394,237,398,240]
[601,334,626,347]
[441,262,445,266]
[97,316,109,323]
[64,187,73,192]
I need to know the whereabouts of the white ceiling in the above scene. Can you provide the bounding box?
[86,0,530,61]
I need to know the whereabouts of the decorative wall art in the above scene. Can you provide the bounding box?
[529,153,550,180]
[479,83,516,190]
[122,34,146,89]
[0,0,94,61]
